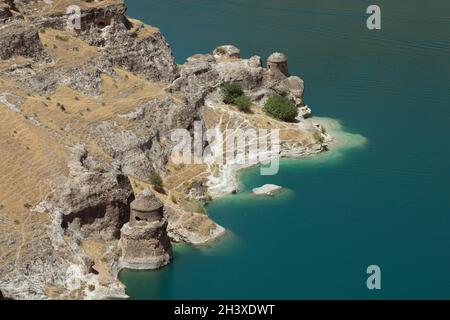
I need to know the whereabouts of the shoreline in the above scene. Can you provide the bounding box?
[116,117,367,299]
[206,116,366,200]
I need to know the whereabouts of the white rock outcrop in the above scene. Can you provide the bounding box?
[252,184,283,196]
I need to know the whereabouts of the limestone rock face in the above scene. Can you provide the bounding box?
[0,24,48,61]
[84,19,179,83]
[56,145,133,241]
[298,105,312,118]
[0,3,12,22]
[15,0,128,32]
[165,205,226,245]
[2,0,178,83]
[170,45,307,112]
[272,76,305,106]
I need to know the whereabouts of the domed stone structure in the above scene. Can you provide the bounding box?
[267,52,289,76]
[129,191,164,226]
[119,190,172,270]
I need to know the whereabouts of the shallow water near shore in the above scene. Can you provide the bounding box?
[120,0,450,299]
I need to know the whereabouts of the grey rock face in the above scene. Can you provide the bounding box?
[17,0,128,32]
[169,45,307,111]
[0,3,12,22]
[0,23,48,61]
[56,145,133,241]
[17,59,112,96]
[271,76,305,106]
[81,18,179,83]
[91,96,197,180]
[2,1,178,85]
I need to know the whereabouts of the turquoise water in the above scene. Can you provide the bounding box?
[120,0,450,299]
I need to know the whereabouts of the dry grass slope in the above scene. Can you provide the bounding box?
[0,23,176,283]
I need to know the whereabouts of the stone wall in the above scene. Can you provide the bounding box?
[119,221,172,270]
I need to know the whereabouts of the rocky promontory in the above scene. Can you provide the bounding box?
[0,0,331,299]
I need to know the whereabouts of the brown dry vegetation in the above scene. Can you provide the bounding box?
[17,0,120,16]
[39,28,99,66]
[0,26,173,274]
[127,18,160,39]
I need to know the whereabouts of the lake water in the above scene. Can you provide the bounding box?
[120,0,450,299]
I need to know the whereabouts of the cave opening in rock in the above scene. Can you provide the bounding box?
[135,216,148,222]
[95,17,111,30]
[89,265,99,275]
[60,199,131,240]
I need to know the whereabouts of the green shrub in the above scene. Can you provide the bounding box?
[149,172,164,192]
[221,82,253,112]
[222,82,243,104]
[313,132,325,144]
[233,95,252,112]
[55,35,69,42]
[263,95,298,122]
[215,47,227,55]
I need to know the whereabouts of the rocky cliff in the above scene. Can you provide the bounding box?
[0,0,330,299]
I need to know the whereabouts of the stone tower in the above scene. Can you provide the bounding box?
[119,190,172,270]
[129,192,164,226]
[267,52,289,76]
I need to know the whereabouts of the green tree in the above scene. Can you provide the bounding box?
[149,172,164,193]
[263,95,298,122]
[222,82,244,104]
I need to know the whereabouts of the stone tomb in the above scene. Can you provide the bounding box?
[119,190,172,270]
